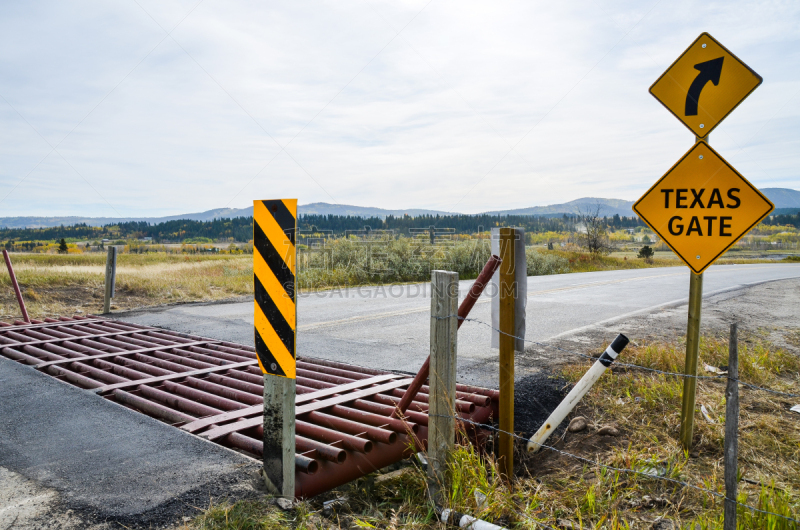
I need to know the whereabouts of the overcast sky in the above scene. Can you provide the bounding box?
[1,0,798,217]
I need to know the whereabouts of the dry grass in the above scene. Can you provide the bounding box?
[0,253,253,319]
[526,332,800,528]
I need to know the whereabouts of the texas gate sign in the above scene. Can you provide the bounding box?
[633,141,773,274]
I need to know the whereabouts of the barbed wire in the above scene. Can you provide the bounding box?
[431,414,800,526]
[436,314,800,398]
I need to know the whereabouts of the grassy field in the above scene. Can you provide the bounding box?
[0,239,783,320]
[180,331,799,529]
[0,253,254,320]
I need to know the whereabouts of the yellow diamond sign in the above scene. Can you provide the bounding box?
[633,141,773,274]
[650,32,762,138]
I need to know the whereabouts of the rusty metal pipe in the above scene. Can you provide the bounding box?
[1,346,45,364]
[161,380,245,411]
[63,362,128,384]
[395,254,501,417]
[137,385,222,417]
[296,368,356,386]
[296,420,373,454]
[216,433,321,474]
[328,405,418,434]
[3,330,39,343]
[3,250,30,323]
[187,345,253,363]
[304,411,397,444]
[91,358,152,381]
[305,357,384,376]
[43,364,103,389]
[16,344,130,389]
[295,436,347,463]
[219,369,265,387]
[224,432,322,476]
[416,385,491,407]
[131,353,198,373]
[14,344,63,362]
[112,389,195,424]
[296,361,371,381]
[350,399,429,426]
[183,377,261,406]
[294,454,320,475]
[456,384,499,400]
[205,373,263,395]
[296,376,335,390]
[389,388,478,412]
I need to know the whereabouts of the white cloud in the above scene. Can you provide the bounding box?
[0,0,798,217]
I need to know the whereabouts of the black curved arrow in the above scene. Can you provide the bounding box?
[685,57,723,116]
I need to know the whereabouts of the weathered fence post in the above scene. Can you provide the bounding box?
[679,270,703,449]
[428,269,458,501]
[498,227,517,479]
[103,246,117,314]
[724,323,739,530]
[254,199,298,499]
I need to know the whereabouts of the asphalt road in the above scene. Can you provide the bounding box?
[0,356,260,528]
[119,263,800,388]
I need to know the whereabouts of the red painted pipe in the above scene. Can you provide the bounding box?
[294,436,347,463]
[328,405,418,434]
[395,254,501,417]
[296,420,373,454]
[305,411,397,444]
[2,250,30,323]
[226,434,320,474]
[388,388,479,412]
[113,389,195,424]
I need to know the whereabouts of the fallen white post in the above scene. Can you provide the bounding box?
[526,334,629,453]
[440,508,507,530]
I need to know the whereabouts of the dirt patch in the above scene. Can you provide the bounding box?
[513,372,571,437]
[0,466,110,530]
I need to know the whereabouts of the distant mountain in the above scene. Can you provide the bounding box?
[484,197,636,218]
[0,203,453,228]
[298,203,452,218]
[2,189,797,228]
[761,188,800,208]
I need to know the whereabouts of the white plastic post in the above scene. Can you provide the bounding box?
[526,334,629,453]
[440,508,507,530]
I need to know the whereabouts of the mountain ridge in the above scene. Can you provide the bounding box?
[1,188,797,228]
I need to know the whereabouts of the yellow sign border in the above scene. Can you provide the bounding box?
[649,32,762,139]
[633,141,774,274]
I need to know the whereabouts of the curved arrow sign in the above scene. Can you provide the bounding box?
[650,33,761,138]
[685,57,723,116]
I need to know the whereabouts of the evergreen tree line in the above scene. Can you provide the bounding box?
[298,213,644,233]
[761,212,800,228]
[0,212,645,245]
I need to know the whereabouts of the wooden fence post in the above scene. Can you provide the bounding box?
[428,269,459,502]
[498,227,517,479]
[103,246,117,314]
[724,323,739,529]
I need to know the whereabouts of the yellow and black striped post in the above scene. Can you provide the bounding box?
[254,199,297,498]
